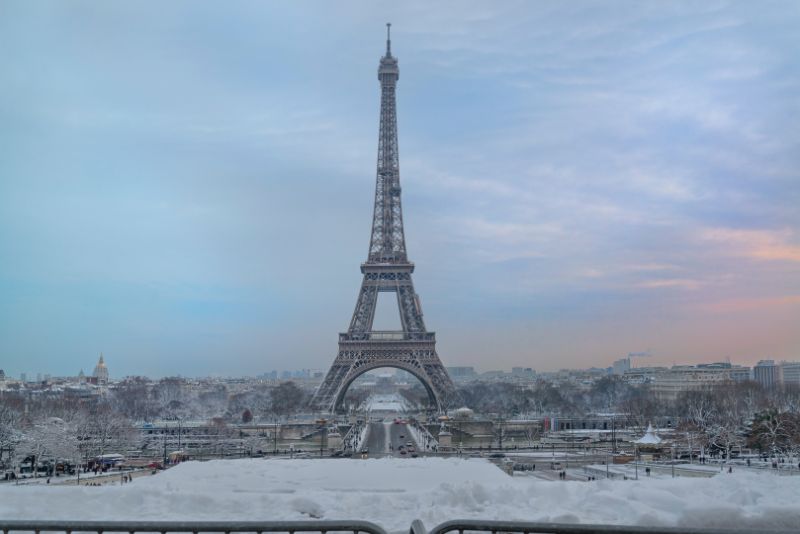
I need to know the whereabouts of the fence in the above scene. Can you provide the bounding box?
[417,519,794,534]
[0,519,791,534]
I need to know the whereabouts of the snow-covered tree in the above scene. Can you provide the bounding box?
[0,404,21,468]
[18,417,79,476]
[77,403,136,458]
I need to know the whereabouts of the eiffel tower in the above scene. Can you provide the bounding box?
[311,24,456,413]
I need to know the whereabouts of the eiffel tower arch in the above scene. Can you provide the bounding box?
[311,25,456,414]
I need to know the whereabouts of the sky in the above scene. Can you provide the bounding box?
[1,1,799,379]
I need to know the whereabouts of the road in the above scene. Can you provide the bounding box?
[364,420,418,457]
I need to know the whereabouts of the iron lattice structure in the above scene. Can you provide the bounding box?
[311,25,456,413]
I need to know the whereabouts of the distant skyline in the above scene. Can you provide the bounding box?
[2,352,774,382]
[1,2,799,378]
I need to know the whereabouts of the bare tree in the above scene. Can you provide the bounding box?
[268,382,307,421]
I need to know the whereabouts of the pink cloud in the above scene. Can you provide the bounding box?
[702,294,800,313]
[700,227,800,262]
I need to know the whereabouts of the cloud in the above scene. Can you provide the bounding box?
[1,1,799,375]
[699,228,800,263]
[636,278,702,290]
[702,295,800,313]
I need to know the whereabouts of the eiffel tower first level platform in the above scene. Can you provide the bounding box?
[310,25,456,413]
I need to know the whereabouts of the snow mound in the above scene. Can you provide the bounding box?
[1,457,798,532]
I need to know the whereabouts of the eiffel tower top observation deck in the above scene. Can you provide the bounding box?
[368,23,407,266]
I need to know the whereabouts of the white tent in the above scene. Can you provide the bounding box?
[635,423,662,444]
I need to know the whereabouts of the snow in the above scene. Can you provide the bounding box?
[364,393,407,413]
[1,457,799,531]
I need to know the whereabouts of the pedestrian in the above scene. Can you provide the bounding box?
[728,466,732,473]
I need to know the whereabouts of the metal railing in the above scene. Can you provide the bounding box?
[339,332,435,342]
[0,519,792,534]
[420,519,795,534]
[0,521,387,534]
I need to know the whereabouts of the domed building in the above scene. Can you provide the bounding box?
[93,353,109,385]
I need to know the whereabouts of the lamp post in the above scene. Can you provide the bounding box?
[273,418,279,455]
[317,419,327,458]
[671,445,675,478]
[612,417,616,455]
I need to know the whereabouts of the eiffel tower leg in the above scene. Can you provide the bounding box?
[310,351,353,412]
[397,284,425,333]
[311,340,457,414]
[348,283,378,334]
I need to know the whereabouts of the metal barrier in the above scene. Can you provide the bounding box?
[420,519,796,534]
[0,521,387,534]
[0,519,793,534]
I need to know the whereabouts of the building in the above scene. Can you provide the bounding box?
[446,367,477,381]
[612,358,631,375]
[93,353,109,385]
[780,361,800,386]
[511,367,535,378]
[753,360,780,388]
[631,362,753,402]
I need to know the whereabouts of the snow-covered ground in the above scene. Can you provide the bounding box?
[1,457,798,531]
[363,393,407,413]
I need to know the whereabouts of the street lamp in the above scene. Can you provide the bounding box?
[671,445,675,478]
[317,419,327,458]
[273,418,279,455]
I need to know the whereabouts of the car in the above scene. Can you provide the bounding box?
[399,434,405,439]
[400,450,407,455]
[489,453,506,459]
[411,453,418,458]
[406,441,413,447]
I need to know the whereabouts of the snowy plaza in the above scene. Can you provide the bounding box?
[2,457,799,532]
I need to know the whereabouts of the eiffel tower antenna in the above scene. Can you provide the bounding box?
[311,26,456,414]
[386,22,391,56]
